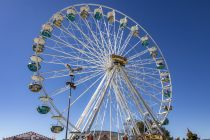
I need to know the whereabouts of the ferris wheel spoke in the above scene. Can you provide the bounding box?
[50,33,101,64]
[42,49,101,67]
[127,61,156,67]
[50,85,69,97]
[54,26,103,62]
[127,75,161,90]
[114,23,121,54]
[123,40,141,57]
[126,65,161,72]
[127,71,161,82]
[132,83,162,103]
[116,30,124,54]
[90,15,110,54]
[119,33,133,55]
[42,60,100,70]
[77,16,107,57]
[60,23,104,60]
[127,49,149,61]
[68,73,105,109]
[40,68,68,79]
[125,68,160,76]
[75,71,104,86]
[128,58,157,66]
[69,20,106,58]
[101,14,114,54]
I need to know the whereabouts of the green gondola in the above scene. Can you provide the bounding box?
[29,83,42,92]
[164,105,173,111]
[163,89,171,98]
[51,125,64,133]
[40,30,51,38]
[66,13,76,21]
[162,118,169,125]
[66,8,76,22]
[142,40,149,47]
[161,77,170,83]
[27,62,41,72]
[141,36,149,47]
[37,106,51,114]
[156,59,165,69]
[94,11,102,20]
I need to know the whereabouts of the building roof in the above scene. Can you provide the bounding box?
[3,131,54,140]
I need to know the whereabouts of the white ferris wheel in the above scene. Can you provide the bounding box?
[28,3,172,140]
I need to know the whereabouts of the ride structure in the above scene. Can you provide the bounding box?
[28,4,173,140]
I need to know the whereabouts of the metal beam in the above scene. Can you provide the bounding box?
[112,79,141,136]
[120,67,163,135]
[73,73,107,132]
[86,68,116,131]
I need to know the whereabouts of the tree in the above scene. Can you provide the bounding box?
[186,129,199,140]
[161,127,173,140]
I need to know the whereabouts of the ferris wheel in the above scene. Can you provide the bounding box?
[28,3,172,140]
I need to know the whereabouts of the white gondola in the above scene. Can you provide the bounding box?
[160,72,169,77]
[39,96,52,102]
[120,17,127,28]
[53,13,64,27]
[131,25,139,36]
[162,98,172,103]
[80,5,89,19]
[30,55,43,63]
[51,115,63,120]
[42,23,53,32]
[107,10,115,23]
[31,75,44,81]
[148,46,158,58]
[34,37,45,45]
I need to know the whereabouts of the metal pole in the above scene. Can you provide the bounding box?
[65,75,73,139]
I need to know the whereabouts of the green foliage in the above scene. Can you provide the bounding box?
[161,127,173,140]
[186,129,199,140]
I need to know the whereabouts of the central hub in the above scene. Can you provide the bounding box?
[111,54,128,66]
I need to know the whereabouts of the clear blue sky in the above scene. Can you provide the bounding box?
[0,0,210,139]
